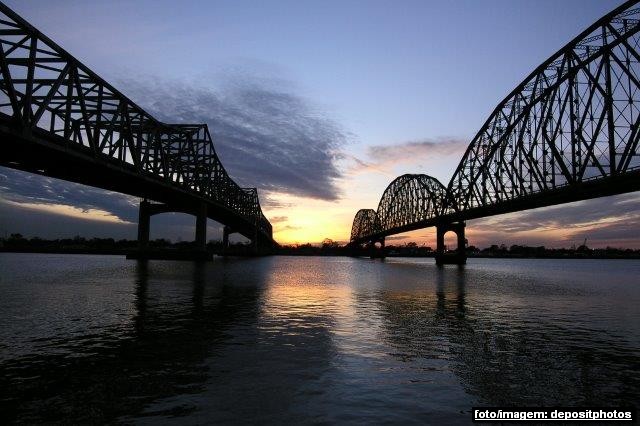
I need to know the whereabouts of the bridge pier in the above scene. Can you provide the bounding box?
[436,222,466,266]
[368,238,386,259]
[220,226,268,256]
[195,203,208,250]
[136,200,209,249]
[137,199,151,249]
[222,226,233,255]
[130,200,212,260]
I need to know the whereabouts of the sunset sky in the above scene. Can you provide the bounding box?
[1,0,639,248]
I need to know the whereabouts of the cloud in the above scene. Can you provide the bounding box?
[266,215,303,233]
[0,169,234,241]
[385,235,411,241]
[477,193,640,232]
[568,220,640,247]
[469,193,640,248]
[259,195,295,209]
[368,138,468,162]
[278,224,302,232]
[119,75,348,201]
[0,73,348,239]
[348,137,468,175]
[269,216,289,224]
[0,197,137,239]
[2,199,131,224]
[0,168,138,223]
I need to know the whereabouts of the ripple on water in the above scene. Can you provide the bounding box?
[0,254,638,423]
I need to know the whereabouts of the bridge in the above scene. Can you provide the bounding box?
[350,0,640,264]
[0,2,275,255]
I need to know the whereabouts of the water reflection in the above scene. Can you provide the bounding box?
[180,265,343,423]
[376,265,640,407]
[0,254,638,424]
[0,258,266,423]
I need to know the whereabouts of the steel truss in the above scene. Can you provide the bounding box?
[350,174,451,243]
[0,2,272,241]
[351,0,640,246]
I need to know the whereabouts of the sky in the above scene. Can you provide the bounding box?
[1,0,639,248]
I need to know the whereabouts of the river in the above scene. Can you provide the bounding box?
[0,254,638,424]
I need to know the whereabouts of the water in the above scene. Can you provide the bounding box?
[0,253,639,424]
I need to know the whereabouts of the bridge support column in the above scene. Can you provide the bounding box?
[137,199,151,249]
[368,238,386,259]
[436,222,466,266]
[129,200,213,260]
[195,203,208,250]
[222,226,233,255]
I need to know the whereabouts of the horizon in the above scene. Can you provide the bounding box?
[1,0,639,249]
[2,2,640,421]
[1,232,637,252]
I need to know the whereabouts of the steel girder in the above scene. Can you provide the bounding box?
[350,209,378,242]
[350,174,449,243]
[0,2,272,241]
[350,0,640,245]
[376,174,450,231]
[448,0,640,211]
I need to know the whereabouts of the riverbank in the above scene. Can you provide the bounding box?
[2,247,639,260]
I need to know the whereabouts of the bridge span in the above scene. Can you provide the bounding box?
[0,2,275,253]
[350,0,640,264]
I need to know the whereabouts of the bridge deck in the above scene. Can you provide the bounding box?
[0,2,275,246]
[350,0,640,248]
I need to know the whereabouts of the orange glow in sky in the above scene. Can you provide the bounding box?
[2,199,132,224]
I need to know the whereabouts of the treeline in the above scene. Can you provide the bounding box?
[277,240,350,256]
[1,234,639,259]
[279,240,640,259]
[467,243,640,259]
[0,233,252,254]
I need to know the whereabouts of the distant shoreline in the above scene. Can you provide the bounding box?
[1,247,639,260]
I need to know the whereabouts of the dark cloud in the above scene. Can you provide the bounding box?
[0,173,232,241]
[0,75,347,239]
[0,198,135,239]
[476,193,640,233]
[119,76,348,201]
[467,193,640,248]
[568,220,640,247]
[0,168,138,222]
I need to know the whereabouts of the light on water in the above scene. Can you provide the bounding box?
[1,253,639,423]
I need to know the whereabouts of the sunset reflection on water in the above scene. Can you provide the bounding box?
[0,254,638,423]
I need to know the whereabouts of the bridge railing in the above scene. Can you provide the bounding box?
[0,2,272,240]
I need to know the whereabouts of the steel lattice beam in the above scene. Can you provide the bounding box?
[448,0,640,212]
[350,174,451,243]
[0,2,273,243]
[350,0,640,246]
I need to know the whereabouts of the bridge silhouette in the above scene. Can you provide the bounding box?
[0,2,275,255]
[350,0,640,264]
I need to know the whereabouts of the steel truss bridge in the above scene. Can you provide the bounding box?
[350,0,640,264]
[0,2,275,251]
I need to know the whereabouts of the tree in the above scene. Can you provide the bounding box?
[321,238,339,249]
